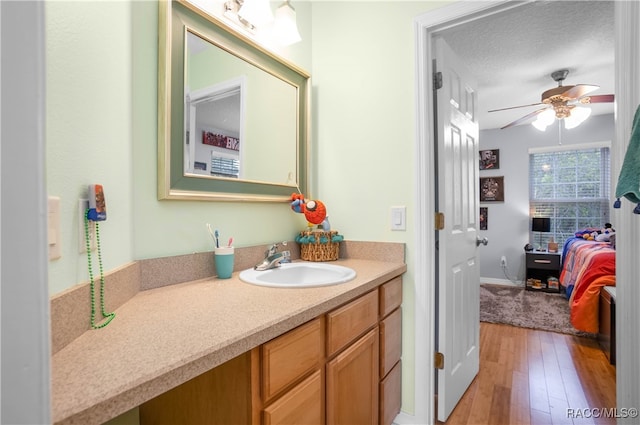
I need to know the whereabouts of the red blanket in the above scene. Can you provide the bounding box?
[566,247,615,333]
[560,238,613,295]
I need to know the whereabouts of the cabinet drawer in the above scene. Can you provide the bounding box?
[262,318,323,401]
[380,307,401,378]
[380,277,402,318]
[327,290,379,357]
[526,253,560,270]
[263,369,323,425]
[379,360,401,425]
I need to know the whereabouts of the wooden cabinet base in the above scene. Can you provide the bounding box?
[140,282,403,425]
[139,350,258,425]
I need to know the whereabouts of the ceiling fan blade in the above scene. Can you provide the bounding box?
[580,94,615,104]
[561,84,599,99]
[488,102,543,113]
[500,107,549,130]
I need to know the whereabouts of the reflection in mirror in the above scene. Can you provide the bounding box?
[184,29,297,185]
[158,0,310,202]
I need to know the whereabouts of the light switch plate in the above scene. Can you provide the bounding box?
[390,206,406,231]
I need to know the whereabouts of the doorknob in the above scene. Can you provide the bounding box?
[476,236,488,246]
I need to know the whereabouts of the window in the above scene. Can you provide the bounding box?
[211,155,240,178]
[529,144,610,246]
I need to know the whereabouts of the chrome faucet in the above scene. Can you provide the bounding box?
[254,241,291,271]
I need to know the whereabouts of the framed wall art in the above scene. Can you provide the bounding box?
[480,176,504,202]
[480,207,488,230]
[479,149,500,170]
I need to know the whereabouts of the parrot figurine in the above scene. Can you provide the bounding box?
[290,193,331,231]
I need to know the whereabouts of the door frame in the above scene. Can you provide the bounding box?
[1,1,51,423]
[398,1,640,424]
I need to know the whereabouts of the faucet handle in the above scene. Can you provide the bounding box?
[267,241,288,256]
[281,250,291,263]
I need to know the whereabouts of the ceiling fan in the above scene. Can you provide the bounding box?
[489,69,615,130]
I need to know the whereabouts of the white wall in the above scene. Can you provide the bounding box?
[478,113,615,283]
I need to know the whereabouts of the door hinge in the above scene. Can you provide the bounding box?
[433,71,443,90]
[435,212,445,230]
[435,352,444,369]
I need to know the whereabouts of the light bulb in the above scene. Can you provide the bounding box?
[532,108,555,131]
[532,119,549,131]
[564,106,591,129]
[238,0,274,27]
[274,1,301,45]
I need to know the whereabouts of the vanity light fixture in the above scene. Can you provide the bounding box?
[238,0,274,27]
[224,0,256,31]
[273,1,301,46]
[223,0,301,46]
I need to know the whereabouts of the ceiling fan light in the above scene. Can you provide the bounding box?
[564,106,592,129]
[532,118,549,131]
[539,108,556,125]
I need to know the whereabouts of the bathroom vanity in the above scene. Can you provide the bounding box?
[50,245,405,425]
[139,275,402,425]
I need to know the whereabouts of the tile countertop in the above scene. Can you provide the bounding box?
[51,258,406,425]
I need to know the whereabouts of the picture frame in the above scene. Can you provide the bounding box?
[480,176,504,202]
[480,207,488,230]
[479,149,500,170]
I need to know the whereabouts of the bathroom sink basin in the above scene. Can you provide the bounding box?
[239,262,356,288]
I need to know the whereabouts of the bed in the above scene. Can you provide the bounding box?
[559,235,616,333]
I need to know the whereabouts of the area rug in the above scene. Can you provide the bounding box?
[480,284,596,338]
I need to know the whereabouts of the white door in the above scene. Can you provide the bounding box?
[434,37,481,422]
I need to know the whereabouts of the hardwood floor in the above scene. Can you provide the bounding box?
[439,322,616,425]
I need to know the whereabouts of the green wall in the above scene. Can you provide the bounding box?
[46,0,447,418]
[310,2,446,415]
[46,1,135,295]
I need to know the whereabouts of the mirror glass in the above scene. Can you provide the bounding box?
[159,0,310,201]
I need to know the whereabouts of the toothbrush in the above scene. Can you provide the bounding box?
[227,237,233,247]
[206,224,217,245]
[214,229,220,248]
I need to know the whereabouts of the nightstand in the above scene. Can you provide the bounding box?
[525,252,562,292]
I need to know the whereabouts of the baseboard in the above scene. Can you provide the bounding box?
[480,277,524,287]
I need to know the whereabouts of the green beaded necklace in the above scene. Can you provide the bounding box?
[84,209,115,329]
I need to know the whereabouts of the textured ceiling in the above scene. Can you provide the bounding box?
[438,1,615,130]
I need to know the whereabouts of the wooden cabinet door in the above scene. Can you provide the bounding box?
[263,370,323,425]
[326,328,379,425]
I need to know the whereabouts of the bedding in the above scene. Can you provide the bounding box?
[559,236,616,333]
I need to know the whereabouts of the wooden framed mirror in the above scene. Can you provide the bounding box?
[158,0,310,201]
